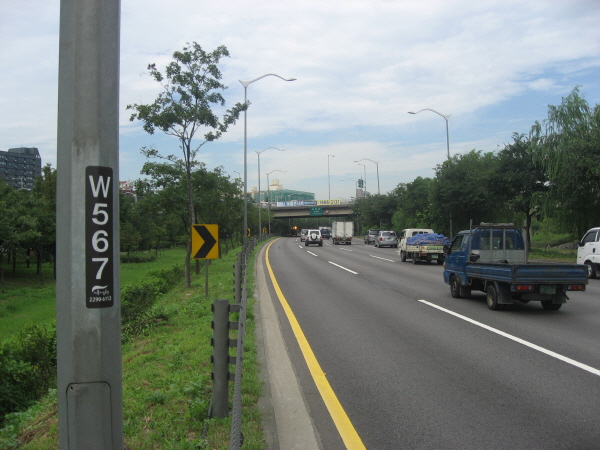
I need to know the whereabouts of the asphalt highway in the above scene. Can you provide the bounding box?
[260,236,600,449]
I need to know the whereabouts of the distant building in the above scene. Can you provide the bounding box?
[0,147,42,189]
[119,180,138,200]
[249,179,315,203]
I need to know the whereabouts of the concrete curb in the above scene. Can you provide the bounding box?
[254,242,320,450]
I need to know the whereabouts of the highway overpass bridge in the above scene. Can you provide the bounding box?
[270,201,354,219]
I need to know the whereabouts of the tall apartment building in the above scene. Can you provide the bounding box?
[0,147,42,189]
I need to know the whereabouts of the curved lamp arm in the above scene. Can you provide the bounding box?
[240,74,296,88]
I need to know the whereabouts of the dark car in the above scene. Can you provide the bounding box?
[320,228,331,239]
[364,229,380,244]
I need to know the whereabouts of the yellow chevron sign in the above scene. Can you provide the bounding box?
[191,224,219,259]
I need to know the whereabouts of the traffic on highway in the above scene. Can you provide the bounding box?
[262,235,600,449]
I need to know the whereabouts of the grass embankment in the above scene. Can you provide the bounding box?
[0,250,184,342]
[0,246,264,449]
[529,246,577,262]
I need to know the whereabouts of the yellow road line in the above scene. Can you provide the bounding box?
[265,240,366,449]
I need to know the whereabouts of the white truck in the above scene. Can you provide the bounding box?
[398,228,449,264]
[332,221,354,245]
[577,226,600,278]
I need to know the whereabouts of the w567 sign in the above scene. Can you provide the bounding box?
[85,166,114,308]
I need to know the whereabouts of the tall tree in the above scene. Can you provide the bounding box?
[31,164,57,281]
[353,193,400,231]
[391,177,435,231]
[488,133,548,246]
[532,86,600,236]
[127,42,247,287]
[431,150,500,234]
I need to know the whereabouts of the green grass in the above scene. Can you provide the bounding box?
[0,248,188,342]
[2,244,265,449]
[529,246,577,263]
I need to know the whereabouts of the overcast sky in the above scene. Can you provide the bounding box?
[1,0,599,201]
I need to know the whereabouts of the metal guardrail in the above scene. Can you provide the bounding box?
[210,238,256,449]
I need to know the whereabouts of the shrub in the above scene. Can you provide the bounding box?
[121,264,183,324]
[0,323,56,426]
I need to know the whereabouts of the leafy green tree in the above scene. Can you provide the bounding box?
[32,164,57,280]
[532,86,600,236]
[353,193,400,231]
[430,150,500,234]
[127,42,247,287]
[488,133,548,246]
[0,179,19,292]
[391,177,435,231]
[190,167,244,248]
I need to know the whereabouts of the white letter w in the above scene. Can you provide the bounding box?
[89,175,111,198]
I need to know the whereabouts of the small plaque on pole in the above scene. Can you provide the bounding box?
[85,166,114,308]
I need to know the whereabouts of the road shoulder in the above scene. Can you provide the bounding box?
[254,242,321,450]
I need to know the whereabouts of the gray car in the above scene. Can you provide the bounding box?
[374,230,398,248]
[364,229,380,244]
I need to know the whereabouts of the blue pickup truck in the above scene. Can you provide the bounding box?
[443,223,587,310]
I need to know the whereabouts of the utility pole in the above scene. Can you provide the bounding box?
[56,1,123,448]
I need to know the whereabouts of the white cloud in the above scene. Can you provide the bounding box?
[1,0,599,199]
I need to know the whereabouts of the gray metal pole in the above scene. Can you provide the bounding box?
[56,0,123,448]
[445,117,450,161]
[211,299,230,418]
[243,86,248,244]
[257,152,261,239]
[267,173,271,234]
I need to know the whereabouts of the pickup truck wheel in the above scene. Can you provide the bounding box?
[585,261,597,279]
[541,300,562,311]
[400,250,407,262]
[450,275,462,298]
[486,285,504,311]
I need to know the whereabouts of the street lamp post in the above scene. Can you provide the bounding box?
[328,154,335,200]
[408,108,452,235]
[266,169,286,235]
[354,159,380,194]
[256,147,285,239]
[240,74,296,243]
[408,108,451,160]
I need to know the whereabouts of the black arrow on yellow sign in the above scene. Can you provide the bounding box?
[192,224,218,259]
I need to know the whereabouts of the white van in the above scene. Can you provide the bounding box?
[577,227,600,278]
[300,229,309,242]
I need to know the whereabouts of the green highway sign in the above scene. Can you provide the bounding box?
[310,207,323,216]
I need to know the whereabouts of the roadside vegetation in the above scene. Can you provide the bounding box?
[0,245,263,449]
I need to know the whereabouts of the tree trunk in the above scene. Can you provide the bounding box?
[185,238,192,288]
[39,246,44,286]
[0,253,5,295]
